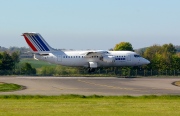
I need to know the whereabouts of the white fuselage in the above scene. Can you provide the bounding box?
[22,32,150,68]
[34,50,150,68]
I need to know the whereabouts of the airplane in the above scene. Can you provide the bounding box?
[22,32,150,72]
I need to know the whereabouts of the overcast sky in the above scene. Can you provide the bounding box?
[0,0,180,50]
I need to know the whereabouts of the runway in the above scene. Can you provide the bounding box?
[0,77,180,96]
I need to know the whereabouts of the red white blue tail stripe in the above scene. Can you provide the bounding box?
[22,32,52,52]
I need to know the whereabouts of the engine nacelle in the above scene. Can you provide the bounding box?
[102,55,115,63]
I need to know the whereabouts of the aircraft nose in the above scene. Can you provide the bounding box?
[144,59,150,64]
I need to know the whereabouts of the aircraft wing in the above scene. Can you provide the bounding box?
[82,50,110,57]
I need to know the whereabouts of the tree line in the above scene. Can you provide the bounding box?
[0,51,36,75]
[1,42,180,76]
[114,42,180,71]
[38,42,180,76]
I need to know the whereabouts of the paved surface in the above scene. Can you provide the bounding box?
[0,77,180,96]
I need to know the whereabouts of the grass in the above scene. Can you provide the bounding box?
[174,81,180,86]
[20,58,56,68]
[0,83,22,92]
[0,95,180,116]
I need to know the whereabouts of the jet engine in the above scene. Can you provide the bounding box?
[102,55,115,63]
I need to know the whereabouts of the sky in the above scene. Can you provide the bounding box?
[0,0,180,50]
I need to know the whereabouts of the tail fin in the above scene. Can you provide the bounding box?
[22,32,55,53]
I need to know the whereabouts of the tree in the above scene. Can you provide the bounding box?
[171,55,180,70]
[113,42,133,51]
[0,51,14,70]
[11,51,20,71]
[0,54,2,70]
[21,63,36,75]
[143,43,180,70]
[162,43,176,54]
[143,45,162,60]
[11,51,20,64]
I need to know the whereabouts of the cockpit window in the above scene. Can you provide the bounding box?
[134,54,141,57]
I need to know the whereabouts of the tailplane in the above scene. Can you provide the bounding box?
[22,32,55,53]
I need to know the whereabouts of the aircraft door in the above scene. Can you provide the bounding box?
[126,54,131,61]
[57,55,62,62]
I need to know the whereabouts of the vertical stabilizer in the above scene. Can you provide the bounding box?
[22,32,54,53]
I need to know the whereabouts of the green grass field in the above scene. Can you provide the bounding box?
[20,58,56,68]
[0,95,180,116]
[0,83,22,92]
